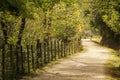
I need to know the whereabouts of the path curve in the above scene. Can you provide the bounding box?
[22,39,111,80]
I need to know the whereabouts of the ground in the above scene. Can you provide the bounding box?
[21,39,112,80]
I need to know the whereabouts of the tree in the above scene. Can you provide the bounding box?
[0,0,34,45]
[83,0,120,49]
[49,1,84,42]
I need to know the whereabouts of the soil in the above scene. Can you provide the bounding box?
[21,39,111,80]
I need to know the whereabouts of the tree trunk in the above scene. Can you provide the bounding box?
[1,22,8,44]
[17,17,26,46]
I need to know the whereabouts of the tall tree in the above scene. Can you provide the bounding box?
[0,0,34,45]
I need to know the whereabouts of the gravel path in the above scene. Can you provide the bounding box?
[22,39,111,80]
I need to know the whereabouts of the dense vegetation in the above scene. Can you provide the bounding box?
[0,0,83,80]
[82,0,120,49]
[0,0,120,80]
[0,0,84,46]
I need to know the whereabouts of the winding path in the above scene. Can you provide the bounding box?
[22,39,111,80]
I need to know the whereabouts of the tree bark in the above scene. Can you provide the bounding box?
[1,22,8,44]
[17,17,26,46]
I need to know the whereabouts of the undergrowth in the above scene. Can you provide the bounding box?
[106,50,120,80]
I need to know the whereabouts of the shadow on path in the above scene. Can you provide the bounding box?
[21,39,112,80]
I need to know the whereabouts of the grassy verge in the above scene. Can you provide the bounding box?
[105,49,120,80]
[92,36,102,43]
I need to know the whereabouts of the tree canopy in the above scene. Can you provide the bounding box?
[82,0,120,49]
[0,0,84,46]
[0,0,119,48]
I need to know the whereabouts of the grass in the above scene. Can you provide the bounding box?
[92,36,102,43]
[105,50,120,80]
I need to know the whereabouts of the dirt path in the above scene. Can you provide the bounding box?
[22,39,111,80]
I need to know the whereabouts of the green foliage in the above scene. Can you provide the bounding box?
[102,1,120,34]
[85,0,120,35]
[0,0,34,18]
[0,0,84,45]
[0,0,37,45]
[49,2,83,40]
[34,0,60,11]
[82,0,120,48]
[22,12,44,44]
[106,50,120,79]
